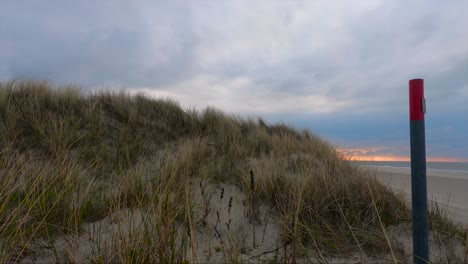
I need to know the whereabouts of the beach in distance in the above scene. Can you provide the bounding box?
[356,161,468,226]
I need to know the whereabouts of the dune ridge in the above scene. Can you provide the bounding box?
[0,80,466,263]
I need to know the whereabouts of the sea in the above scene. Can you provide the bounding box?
[352,161,468,174]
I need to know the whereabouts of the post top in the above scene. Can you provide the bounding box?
[409,79,425,121]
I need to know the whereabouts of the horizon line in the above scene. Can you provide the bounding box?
[340,155,468,163]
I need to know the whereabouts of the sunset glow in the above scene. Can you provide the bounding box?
[337,148,468,162]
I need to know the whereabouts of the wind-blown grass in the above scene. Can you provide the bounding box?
[0,80,466,263]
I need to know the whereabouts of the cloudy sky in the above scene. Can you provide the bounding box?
[1,1,467,161]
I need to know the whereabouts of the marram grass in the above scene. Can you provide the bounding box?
[0,80,466,263]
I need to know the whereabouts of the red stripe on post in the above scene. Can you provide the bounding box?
[409,79,425,121]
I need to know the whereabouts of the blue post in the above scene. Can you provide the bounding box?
[409,79,429,263]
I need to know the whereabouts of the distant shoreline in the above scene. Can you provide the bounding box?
[362,164,468,181]
[368,165,468,174]
[353,160,468,172]
[373,166,468,226]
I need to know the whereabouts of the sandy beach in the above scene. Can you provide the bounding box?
[374,166,468,226]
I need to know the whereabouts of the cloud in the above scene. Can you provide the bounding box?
[188,0,468,113]
[0,1,198,87]
[1,1,467,106]
[1,0,467,158]
[130,74,354,114]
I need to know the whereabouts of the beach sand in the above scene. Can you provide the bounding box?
[374,166,468,226]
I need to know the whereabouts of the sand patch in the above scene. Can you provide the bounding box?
[11,179,468,263]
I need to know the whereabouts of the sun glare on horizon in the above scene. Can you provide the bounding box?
[337,148,468,163]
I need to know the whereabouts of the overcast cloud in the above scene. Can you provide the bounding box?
[1,0,467,160]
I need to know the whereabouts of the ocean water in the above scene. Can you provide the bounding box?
[353,161,468,173]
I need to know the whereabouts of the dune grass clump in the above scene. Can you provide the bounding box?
[0,80,466,263]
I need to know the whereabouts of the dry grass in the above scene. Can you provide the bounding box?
[0,80,466,263]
